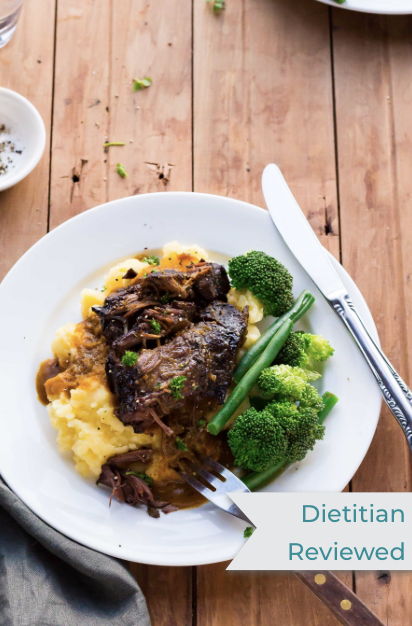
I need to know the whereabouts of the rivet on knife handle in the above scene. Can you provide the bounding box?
[295,570,385,626]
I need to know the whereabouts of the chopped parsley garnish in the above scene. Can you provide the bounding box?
[125,471,153,486]
[143,255,160,266]
[101,286,107,292]
[116,163,128,178]
[133,77,152,91]
[161,292,171,304]
[207,0,225,12]
[122,351,138,366]
[150,319,162,334]
[244,527,254,538]
[170,376,187,400]
[175,437,188,452]
[198,419,206,428]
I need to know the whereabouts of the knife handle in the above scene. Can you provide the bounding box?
[329,290,412,453]
[295,571,385,626]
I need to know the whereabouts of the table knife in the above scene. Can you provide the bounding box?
[262,163,412,454]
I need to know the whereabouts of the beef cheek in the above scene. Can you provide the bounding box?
[106,302,248,434]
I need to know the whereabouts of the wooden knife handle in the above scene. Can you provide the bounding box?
[295,571,385,626]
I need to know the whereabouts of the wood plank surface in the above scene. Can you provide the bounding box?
[108,0,193,197]
[49,0,110,226]
[331,9,412,625]
[194,0,340,259]
[0,0,55,280]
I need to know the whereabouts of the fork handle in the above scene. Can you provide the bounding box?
[295,571,385,626]
[329,290,412,453]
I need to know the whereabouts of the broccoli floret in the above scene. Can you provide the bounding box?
[273,331,306,367]
[305,333,334,363]
[228,251,294,317]
[228,397,325,471]
[300,384,325,412]
[266,402,325,463]
[258,364,320,400]
[227,407,288,472]
[274,331,334,368]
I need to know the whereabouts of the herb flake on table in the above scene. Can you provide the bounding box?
[133,77,152,91]
[207,0,225,12]
[116,163,128,178]
[104,141,125,148]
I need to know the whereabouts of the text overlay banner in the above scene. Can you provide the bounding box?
[229,493,412,570]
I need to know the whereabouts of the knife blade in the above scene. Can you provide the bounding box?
[261,163,345,301]
[261,162,412,456]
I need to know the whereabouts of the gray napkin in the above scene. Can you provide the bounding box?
[0,478,151,626]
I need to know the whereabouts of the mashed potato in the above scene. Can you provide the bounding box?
[51,322,78,365]
[46,242,262,481]
[48,377,161,478]
[103,258,149,293]
[227,287,263,324]
[162,241,209,261]
[243,324,261,350]
[47,321,161,478]
[80,289,106,319]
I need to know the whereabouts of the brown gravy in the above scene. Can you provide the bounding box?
[36,358,62,405]
[152,480,206,510]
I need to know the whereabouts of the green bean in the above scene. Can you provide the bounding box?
[207,319,293,436]
[242,392,339,491]
[233,290,315,384]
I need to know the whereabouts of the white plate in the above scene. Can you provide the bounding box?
[0,88,46,191]
[0,192,381,566]
[316,0,412,14]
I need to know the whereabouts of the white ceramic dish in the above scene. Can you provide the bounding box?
[316,0,412,14]
[0,87,46,191]
[0,192,382,566]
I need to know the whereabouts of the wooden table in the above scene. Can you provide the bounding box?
[1,1,412,624]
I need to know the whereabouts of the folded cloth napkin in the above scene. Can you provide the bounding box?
[0,478,151,626]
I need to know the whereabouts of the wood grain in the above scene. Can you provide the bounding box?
[331,9,412,624]
[0,0,55,280]
[198,563,352,626]
[49,0,110,227]
[194,0,339,258]
[108,0,192,197]
[130,563,193,626]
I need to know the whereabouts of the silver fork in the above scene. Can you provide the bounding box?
[180,456,253,526]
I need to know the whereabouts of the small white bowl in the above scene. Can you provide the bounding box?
[0,87,46,191]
